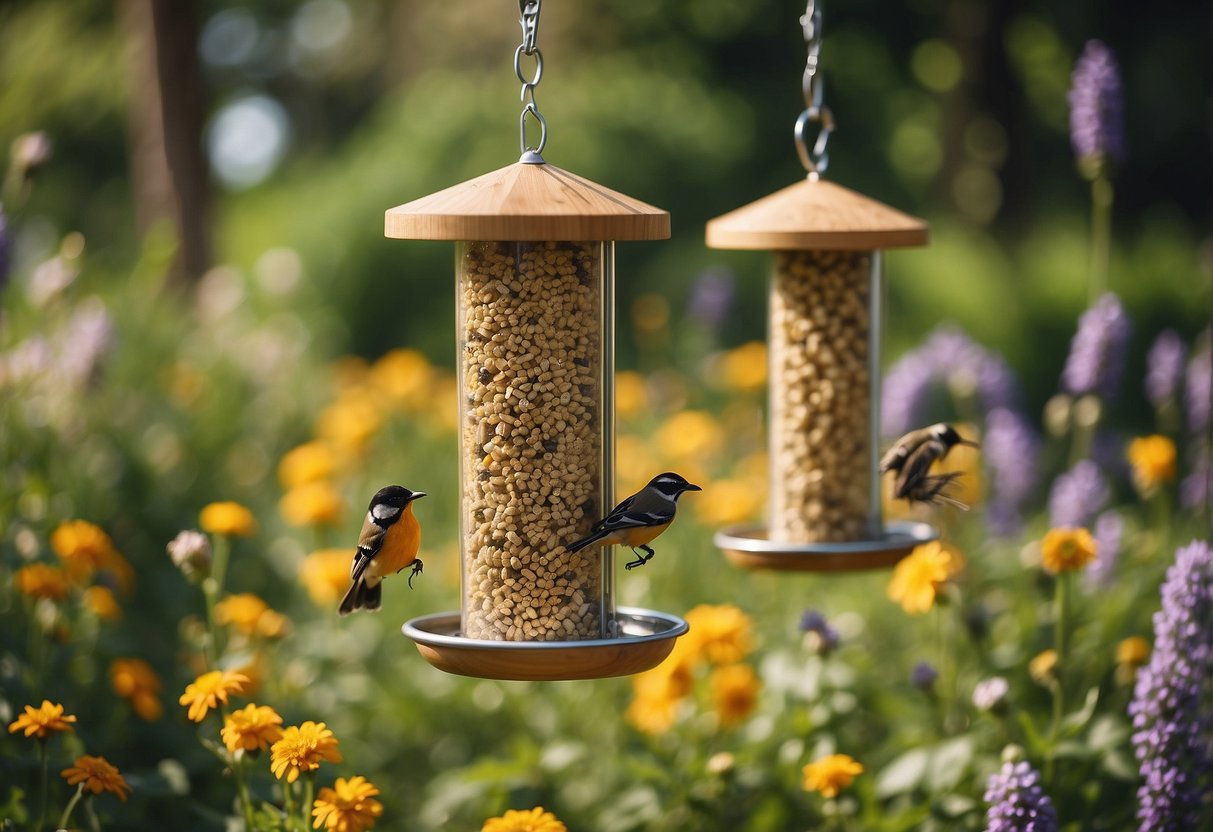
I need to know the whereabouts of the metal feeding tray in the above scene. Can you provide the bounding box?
[714,520,936,572]
[402,606,688,681]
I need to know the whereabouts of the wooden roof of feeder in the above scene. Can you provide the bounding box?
[706,178,927,251]
[385,162,670,242]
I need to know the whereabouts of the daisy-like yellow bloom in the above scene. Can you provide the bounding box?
[51,520,115,583]
[270,721,342,783]
[1029,649,1058,684]
[280,481,345,527]
[655,410,724,466]
[13,562,70,600]
[719,341,767,392]
[370,348,434,413]
[312,775,384,832]
[481,806,567,832]
[1116,636,1151,685]
[179,670,249,722]
[682,604,755,665]
[709,663,761,727]
[278,441,337,488]
[693,477,763,526]
[84,586,122,620]
[1040,527,1097,575]
[222,703,284,753]
[615,434,656,499]
[887,541,962,615]
[802,753,864,799]
[426,373,460,433]
[214,593,289,638]
[200,502,257,537]
[626,648,695,734]
[61,755,130,802]
[8,700,77,739]
[315,395,382,455]
[300,549,354,606]
[1127,435,1177,495]
[110,658,163,721]
[614,371,649,420]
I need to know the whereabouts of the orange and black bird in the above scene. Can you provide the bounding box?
[338,485,426,615]
[567,472,701,570]
[880,423,978,510]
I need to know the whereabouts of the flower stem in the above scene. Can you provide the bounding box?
[57,783,85,830]
[1054,573,1070,709]
[301,771,316,830]
[1089,175,1113,303]
[232,752,257,831]
[281,778,297,830]
[35,739,50,832]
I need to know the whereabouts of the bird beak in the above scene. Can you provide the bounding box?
[685,483,702,492]
[411,492,428,500]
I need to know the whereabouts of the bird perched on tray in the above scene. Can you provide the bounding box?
[880,423,979,510]
[567,472,701,570]
[339,485,426,615]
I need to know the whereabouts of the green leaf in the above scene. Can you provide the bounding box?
[875,748,929,798]
[1087,715,1129,751]
[927,736,975,791]
[1061,687,1101,735]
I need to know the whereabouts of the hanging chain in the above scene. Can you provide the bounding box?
[795,0,834,179]
[516,0,547,159]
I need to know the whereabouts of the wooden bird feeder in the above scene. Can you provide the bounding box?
[385,3,686,679]
[708,1,937,571]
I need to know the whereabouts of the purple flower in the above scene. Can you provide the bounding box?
[983,408,1041,536]
[686,266,735,332]
[1185,330,1211,435]
[882,351,935,436]
[798,609,840,656]
[1048,460,1109,528]
[983,759,1058,831]
[1145,330,1186,409]
[911,661,938,692]
[1084,510,1125,590]
[973,677,1010,713]
[1129,540,1213,831]
[1061,292,1131,401]
[1181,452,1210,515]
[1068,40,1127,166]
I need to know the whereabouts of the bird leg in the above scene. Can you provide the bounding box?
[624,545,655,570]
[402,559,424,589]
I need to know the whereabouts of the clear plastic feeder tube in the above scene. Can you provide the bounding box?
[456,240,615,641]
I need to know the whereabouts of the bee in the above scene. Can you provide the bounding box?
[881,423,978,510]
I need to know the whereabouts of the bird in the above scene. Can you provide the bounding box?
[880,423,979,510]
[566,472,701,570]
[338,485,426,615]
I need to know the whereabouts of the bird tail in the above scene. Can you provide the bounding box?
[567,529,609,553]
[338,579,382,616]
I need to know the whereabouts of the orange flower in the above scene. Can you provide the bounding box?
[51,520,115,583]
[213,593,289,639]
[710,663,761,727]
[1127,435,1177,495]
[887,541,962,615]
[1029,649,1058,684]
[221,704,284,753]
[300,549,354,606]
[270,721,342,783]
[178,670,248,722]
[110,658,163,721]
[280,481,344,527]
[370,348,434,413]
[13,563,69,600]
[312,775,384,832]
[1040,527,1097,574]
[61,755,130,802]
[718,341,767,392]
[8,700,77,739]
[802,753,863,798]
[481,807,567,832]
[1116,636,1151,685]
[682,604,755,665]
[83,586,122,620]
[199,502,256,537]
[277,441,337,488]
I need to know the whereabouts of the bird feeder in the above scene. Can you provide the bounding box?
[388,1,686,680]
[708,1,936,571]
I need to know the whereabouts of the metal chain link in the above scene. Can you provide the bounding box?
[516,0,547,159]
[795,0,834,178]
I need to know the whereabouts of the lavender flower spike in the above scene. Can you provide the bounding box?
[1061,292,1131,401]
[1185,329,1211,435]
[1068,40,1127,167]
[1129,540,1213,831]
[983,759,1058,831]
[1048,460,1109,528]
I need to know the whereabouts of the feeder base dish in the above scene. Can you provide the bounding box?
[402,606,688,681]
[714,521,936,572]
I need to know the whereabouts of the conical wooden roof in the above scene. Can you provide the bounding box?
[706,177,927,250]
[385,162,670,242]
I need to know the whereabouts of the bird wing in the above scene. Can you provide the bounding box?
[879,443,910,473]
[894,438,944,498]
[350,520,387,580]
[592,493,636,531]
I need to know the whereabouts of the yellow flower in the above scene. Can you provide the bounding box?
[270,721,342,783]
[719,341,767,392]
[1029,649,1058,684]
[710,663,761,727]
[370,348,434,412]
[61,755,130,802]
[110,658,163,721]
[1127,435,1177,495]
[615,434,656,499]
[51,520,115,583]
[84,586,122,620]
[13,563,70,600]
[615,371,649,420]
[200,502,257,537]
[300,549,354,606]
[887,541,961,615]
[222,703,284,753]
[655,410,724,465]
[693,477,763,526]
[312,775,384,832]
[481,806,567,832]
[278,441,337,488]
[316,395,382,455]
[179,670,248,722]
[8,700,77,739]
[1116,636,1151,685]
[214,593,289,638]
[1040,527,1097,574]
[280,481,345,527]
[802,753,864,799]
[682,604,755,665]
[626,648,695,735]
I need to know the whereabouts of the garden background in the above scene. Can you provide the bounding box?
[1,0,1211,830]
